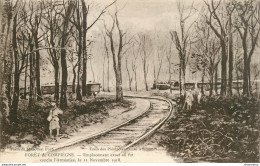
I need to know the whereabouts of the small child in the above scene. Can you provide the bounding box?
[47,103,63,138]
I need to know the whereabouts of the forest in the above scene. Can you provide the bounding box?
[0,0,259,161]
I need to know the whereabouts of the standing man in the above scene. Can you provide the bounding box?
[197,90,202,104]
[185,89,194,110]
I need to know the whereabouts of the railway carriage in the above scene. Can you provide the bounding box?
[86,83,101,96]
[41,83,100,96]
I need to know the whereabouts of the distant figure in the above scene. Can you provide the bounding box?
[197,90,202,104]
[47,103,63,138]
[185,89,194,110]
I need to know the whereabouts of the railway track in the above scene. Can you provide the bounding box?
[52,96,174,152]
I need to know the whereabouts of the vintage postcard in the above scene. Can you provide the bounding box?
[0,0,259,164]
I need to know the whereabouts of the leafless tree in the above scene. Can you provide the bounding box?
[193,17,221,96]
[10,1,28,121]
[153,43,165,83]
[137,33,152,91]
[68,0,116,99]
[102,33,110,92]
[233,0,260,96]
[125,50,133,91]
[166,44,173,93]
[204,0,231,96]
[131,42,139,91]
[42,0,62,102]
[67,48,79,94]
[59,0,75,108]
[104,9,126,102]
[170,0,194,95]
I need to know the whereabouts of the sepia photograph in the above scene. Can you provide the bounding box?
[0,0,259,163]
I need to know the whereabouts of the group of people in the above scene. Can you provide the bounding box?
[183,89,202,110]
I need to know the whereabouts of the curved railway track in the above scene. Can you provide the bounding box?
[52,96,175,152]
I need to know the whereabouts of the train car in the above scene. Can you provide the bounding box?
[232,80,243,90]
[170,81,180,90]
[156,83,170,90]
[197,82,211,91]
[86,83,101,96]
[252,80,260,98]
[184,82,196,90]
[41,85,56,94]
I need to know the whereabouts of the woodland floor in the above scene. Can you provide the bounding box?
[156,95,260,163]
[1,94,133,150]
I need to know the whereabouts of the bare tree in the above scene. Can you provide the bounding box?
[192,16,221,96]
[125,51,133,91]
[170,0,193,95]
[233,0,260,96]
[102,50,106,91]
[153,43,165,83]
[67,49,79,94]
[24,0,44,100]
[104,9,125,102]
[102,34,110,92]
[166,44,173,93]
[68,0,116,98]
[11,4,31,121]
[59,0,75,108]
[204,0,231,96]
[137,33,152,91]
[42,0,62,102]
[131,42,139,91]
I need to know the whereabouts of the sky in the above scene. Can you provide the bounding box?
[91,0,202,32]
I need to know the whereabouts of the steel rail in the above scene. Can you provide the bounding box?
[48,95,174,152]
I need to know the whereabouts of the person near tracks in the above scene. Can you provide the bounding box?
[185,89,194,110]
[197,90,202,104]
[47,103,63,138]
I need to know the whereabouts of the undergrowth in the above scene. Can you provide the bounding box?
[1,97,132,149]
[159,95,260,162]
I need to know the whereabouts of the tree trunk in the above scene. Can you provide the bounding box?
[2,12,12,106]
[201,68,205,95]
[82,47,87,96]
[144,70,148,91]
[10,14,18,122]
[60,1,74,108]
[228,15,233,96]
[72,65,76,93]
[82,0,87,96]
[29,42,36,109]
[215,65,218,94]
[220,42,227,96]
[125,58,132,91]
[107,55,110,92]
[248,61,252,95]
[179,64,182,95]
[60,48,67,108]
[76,50,82,100]
[76,4,82,100]
[168,58,172,94]
[90,59,95,82]
[23,55,28,99]
[134,71,137,91]
[242,37,249,97]
[34,34,41,100]
[236,68,240,96]
[54,61,59,102]
[102,58,105,91]
[210,73,214,96]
